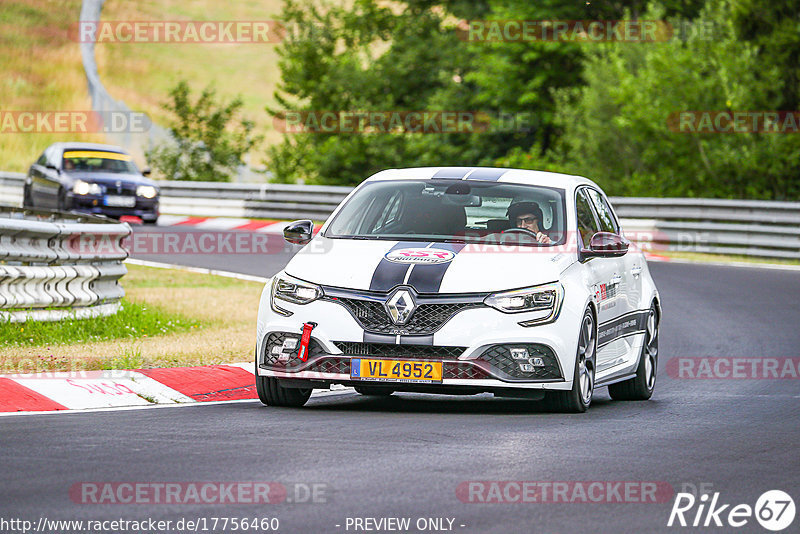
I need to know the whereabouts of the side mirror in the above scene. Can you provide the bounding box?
[46,164,60,173]
[586,232,628,258]
[141,168,152,176]
[283,219,314,245]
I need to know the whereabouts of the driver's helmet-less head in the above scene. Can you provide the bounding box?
[507,201,544,226]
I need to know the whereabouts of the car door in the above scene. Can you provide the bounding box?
[585,187,643,318]
[576,187,628,373]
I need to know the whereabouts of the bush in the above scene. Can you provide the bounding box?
[147,81,262,182]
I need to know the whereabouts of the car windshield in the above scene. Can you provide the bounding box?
[325,179,567,246]
[62,150,139,174]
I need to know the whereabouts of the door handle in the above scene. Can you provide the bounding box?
[610,275,622,285]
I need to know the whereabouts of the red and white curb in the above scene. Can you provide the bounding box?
[0,363,352,415]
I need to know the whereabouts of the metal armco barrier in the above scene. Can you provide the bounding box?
[0,205,130,322]
[157,180,352,221]
[2,172,799,260]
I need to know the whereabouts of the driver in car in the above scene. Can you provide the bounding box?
[507,201,552,244]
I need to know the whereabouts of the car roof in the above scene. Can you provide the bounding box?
[48,142,130,155]
[366,166,600,192]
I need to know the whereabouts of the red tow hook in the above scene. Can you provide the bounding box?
[297,322,317,362]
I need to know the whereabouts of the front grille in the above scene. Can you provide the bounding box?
[306,357,351,375]
[444,362,489,380]
[103,184,137,195]
[262,332,326,369]
[477,344,562,380]
[331,297,481,335]
[334,342,465,360]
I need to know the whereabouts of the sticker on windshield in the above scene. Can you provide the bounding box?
[384,248,456,264]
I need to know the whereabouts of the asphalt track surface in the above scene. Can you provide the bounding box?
[2,225,799,533]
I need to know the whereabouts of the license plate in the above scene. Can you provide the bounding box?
[104,195,135,207]
[350,359,442,384]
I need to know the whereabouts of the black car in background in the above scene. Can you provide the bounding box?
[23,142,159,223]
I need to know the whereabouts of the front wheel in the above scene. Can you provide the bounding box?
[609,304,658,401]
[57,188,68,212]
[22,185,33,208]
[255,373,312,407]
[545,308,596,413]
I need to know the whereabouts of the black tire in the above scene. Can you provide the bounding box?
[354,386,394,396]
[256,375,312,407]
[609,304,658,401]
[545,308,596,413]
[22,185,33,208]
[57,188,67,212]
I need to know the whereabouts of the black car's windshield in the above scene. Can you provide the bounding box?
[326,179,567,246]
[62,150,140,174]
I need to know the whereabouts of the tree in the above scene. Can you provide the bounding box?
[499,1,800,200]
[147,81,262,182]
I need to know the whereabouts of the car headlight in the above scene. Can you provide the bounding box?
[270,274,322,316]
[73,180,102,196]
[136,185,158,198]
[484,282,564,326]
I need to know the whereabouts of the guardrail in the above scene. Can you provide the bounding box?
[0,205,130,322]
[2,172,798,260]
[158,180,352,221]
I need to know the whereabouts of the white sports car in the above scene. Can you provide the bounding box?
[255,167,660,412]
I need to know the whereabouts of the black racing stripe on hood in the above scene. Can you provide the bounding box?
[432,167,473,179]
[369,241,420,291]
[405,242,466,293]
[466,168,507,181]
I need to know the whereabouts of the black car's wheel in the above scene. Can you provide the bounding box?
[354,386,394,396]
[609,304,659,401]
[22,184,33,208]
[57,188,68,212]
[545,308,596,413]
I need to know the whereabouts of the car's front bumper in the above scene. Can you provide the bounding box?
[67,193,159,221]
[255,284,583,393]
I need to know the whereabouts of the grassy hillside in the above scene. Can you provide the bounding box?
[0,0,284,172]
[0,0,104,171]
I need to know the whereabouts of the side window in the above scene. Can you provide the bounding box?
[36,152,47,166]
[45,146,59,167]
[586,188,619,234]
[576,189,600,248]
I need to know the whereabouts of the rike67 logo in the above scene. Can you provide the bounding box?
[668,490,795,531]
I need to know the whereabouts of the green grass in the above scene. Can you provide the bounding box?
[0,299,200,348]
[122,262,259,289]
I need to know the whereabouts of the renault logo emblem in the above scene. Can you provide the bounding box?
[385,288,416,325]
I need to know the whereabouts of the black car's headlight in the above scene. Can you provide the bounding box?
[136,185,158,198]
[270,274,322,316]
[484,282,564,326]
[73,180,102,196]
